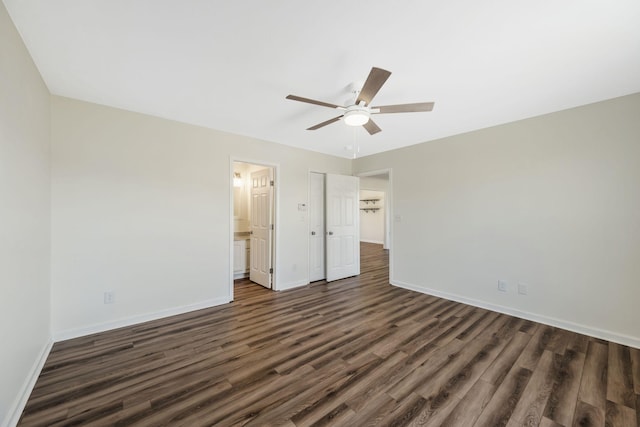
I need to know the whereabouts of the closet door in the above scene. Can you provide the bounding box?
[309,172,325,282]
[325,174,360,282]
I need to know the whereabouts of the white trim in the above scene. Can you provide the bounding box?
[53,297,230,342]
[4,339,53,427]
[229,158,235,302]
[277,280,310,291]
[359,239,384,245]
[307,170,325,283]
[391,279,640,349]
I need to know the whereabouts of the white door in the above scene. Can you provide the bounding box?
[250,168,273,288]
[309,172,325,282]
[326,174,360,281]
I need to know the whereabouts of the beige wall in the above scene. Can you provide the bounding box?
[0,2,52,425]
[50,96,351,338]
[354,93,640,347]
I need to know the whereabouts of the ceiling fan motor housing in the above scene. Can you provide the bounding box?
[343,105,370,126]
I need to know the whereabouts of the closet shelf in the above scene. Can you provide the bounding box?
[360,207,380,213]
[360,198,381,205]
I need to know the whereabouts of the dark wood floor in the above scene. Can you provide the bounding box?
[19,243,640,426]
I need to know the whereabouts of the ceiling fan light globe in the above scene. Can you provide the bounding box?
[344,110,370,126]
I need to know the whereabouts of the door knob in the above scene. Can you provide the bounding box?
[328,231,333,235]
[311,231,316,235]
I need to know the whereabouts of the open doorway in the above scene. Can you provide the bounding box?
[357,169,392,279]
[230,160,277,300]
[359,189,385,246]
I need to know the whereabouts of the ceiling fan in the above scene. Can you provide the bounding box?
[286,67,434,135]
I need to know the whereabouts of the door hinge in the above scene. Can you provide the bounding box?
[270,180,274,186]
[271,224,274,230]
[269,268,273,274]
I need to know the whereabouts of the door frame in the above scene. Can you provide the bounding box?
[356,168,393,281]
[229,157,280,301]
[307,171,326,283]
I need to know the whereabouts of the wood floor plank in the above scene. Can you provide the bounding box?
[604,400,637,427]
[243,363,353,426]
[607,342,636,409]
[629,346,640,394]
[481,330,532,386]
[546,328,571,355]
[17,243,640,426]
[567,332,590,354]
[343,352,412,413]
[506,350,555,427]
[315,350,408,420]
[539,416,564,427]
[213,366,323,426]
[572,400,604,427]
[543,348,587,426]
[376,392,428,427]
[455,309,499,342]
[344,391,398,426]
[515,325,555,371]
[416,322,520,409]
[307,402,357,427]
[472,367,533,427]
[578,340,608,411]
[288,355,388,426]
[385,338,468,402]
[440,379,496,427]
[409,391,462,427]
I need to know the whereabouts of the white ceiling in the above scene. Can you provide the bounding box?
[5,1,640,158]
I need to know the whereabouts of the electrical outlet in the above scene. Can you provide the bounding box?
[497,280,507,292]
[104,291,115,304]
[518,283,528,295]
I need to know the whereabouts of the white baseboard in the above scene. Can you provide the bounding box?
[277,280,309,291]
[392,279,640,349]
[4,339,53,427]
[360,239,384,245]
[53,296,231,342]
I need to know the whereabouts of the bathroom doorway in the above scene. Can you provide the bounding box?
[230,160,277,300]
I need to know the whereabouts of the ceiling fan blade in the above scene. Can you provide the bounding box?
[363,119,382,135]
[307,115,343,130]
[373,102,435,114]
[286,95,342,109]
[356,67,392,106]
